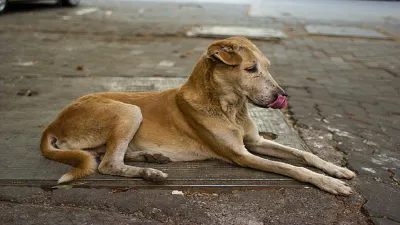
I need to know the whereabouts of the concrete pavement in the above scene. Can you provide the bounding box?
[0,0,399,224]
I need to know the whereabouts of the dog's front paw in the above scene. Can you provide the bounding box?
[315,175,353,196]
[326,166,356,180]
[322,163,356,180]
[142,168,168,182]
[332,167,356,180]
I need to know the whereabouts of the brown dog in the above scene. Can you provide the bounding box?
[41,37,355,195]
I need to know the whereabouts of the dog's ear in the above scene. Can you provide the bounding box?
[207,43,242,66]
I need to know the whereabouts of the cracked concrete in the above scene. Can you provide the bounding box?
[0,186,369,225]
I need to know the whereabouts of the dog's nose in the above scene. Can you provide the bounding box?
[277,89,288,97]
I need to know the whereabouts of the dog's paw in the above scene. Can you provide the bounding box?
[321,162,356,180]
[326,166,356,180]
[315,175,353,196]
[144,153,171,164]
[142,168,168,182]
[333,167,356,180]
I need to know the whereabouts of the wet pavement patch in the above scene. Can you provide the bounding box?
[186,26,287,40]
[305,25,392,39]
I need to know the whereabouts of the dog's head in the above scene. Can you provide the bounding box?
[206,37,287,109]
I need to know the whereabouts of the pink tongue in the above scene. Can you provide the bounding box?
[268,95,288,109]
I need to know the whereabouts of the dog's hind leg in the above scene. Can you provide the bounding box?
[42,95,168,183]
[97,106,168,182]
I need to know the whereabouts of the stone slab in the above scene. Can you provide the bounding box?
[371,218,400,225]
[186,26,287,40]
[305,25,392,39]
[360,178,400,222]
[0,202,161,225]
[0,186,49,204]
[0,76,306,187]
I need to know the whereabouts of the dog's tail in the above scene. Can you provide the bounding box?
[40,129,97,184]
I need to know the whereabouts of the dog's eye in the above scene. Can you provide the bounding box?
[245,65,258,73]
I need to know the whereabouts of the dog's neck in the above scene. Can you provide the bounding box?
[178,56,248,123]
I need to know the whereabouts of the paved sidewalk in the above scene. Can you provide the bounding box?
[0,1,399,225]
[270,37,400,225]
[0,186,368,225]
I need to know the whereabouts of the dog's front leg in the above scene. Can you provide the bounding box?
[233,150,353,195]
[244,137,356,180]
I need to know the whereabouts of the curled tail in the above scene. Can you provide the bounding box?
[40,129,97,184]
